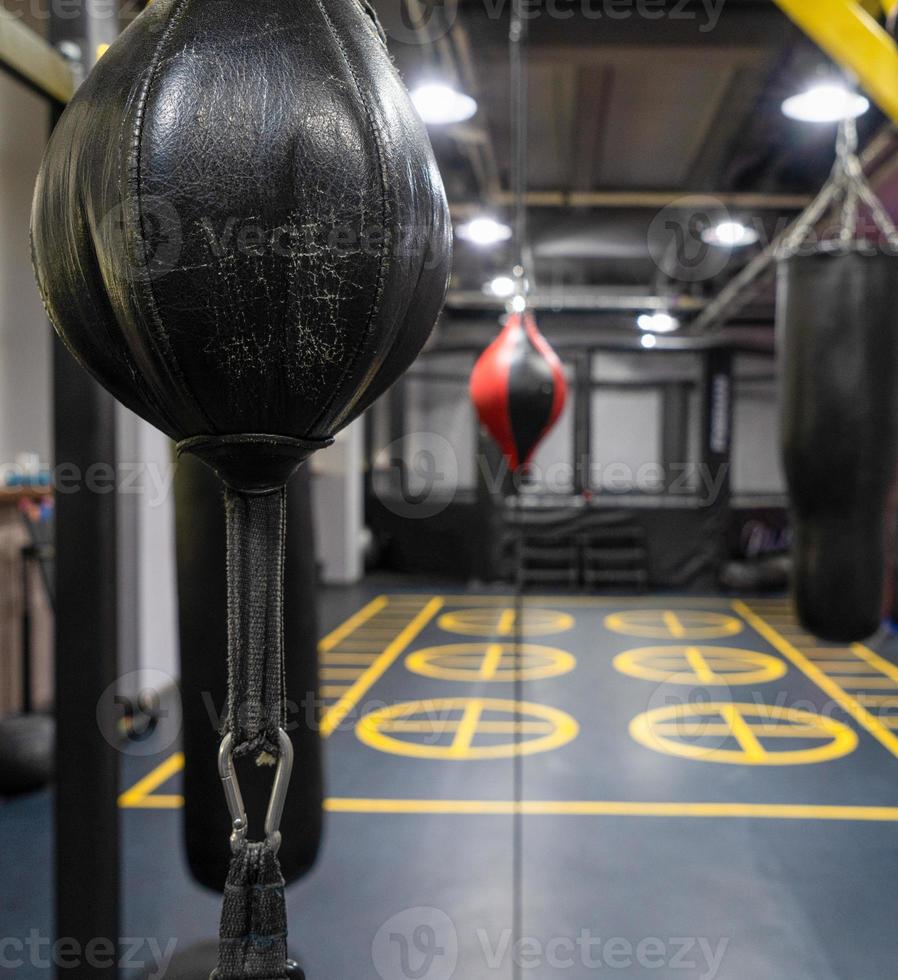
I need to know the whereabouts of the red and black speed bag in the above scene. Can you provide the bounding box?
[470,311,567,472]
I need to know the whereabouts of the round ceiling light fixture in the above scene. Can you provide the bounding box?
[485,275,516,298]
[640,333,658,349]
[781,83,869,123]
[701,220,760,248]
[457,216,513,247]
[637,312,680,334]
[411,83,478,125]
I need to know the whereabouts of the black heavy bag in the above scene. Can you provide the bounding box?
[778,251,898,641]
[175,453,323,891]
[31,0,451,974]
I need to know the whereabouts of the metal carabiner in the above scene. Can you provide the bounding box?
[218,728,294,853]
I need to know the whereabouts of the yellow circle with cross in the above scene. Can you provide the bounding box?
[613,646,786,686]
[438,607,574,638]
[356,697,579,760]
[406,643,576,682]
[605,609,743,640]
[629,702,857,765]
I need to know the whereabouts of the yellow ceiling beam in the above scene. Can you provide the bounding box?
[773,0,898,124]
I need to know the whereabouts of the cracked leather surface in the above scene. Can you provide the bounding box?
[31,0,451,471]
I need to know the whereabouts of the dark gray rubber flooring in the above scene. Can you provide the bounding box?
[4,586,898,979]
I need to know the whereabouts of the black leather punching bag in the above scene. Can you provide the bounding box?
[779,251,898,642]
[31,0,451,973]
[31,0,450,471]
[175,454,323,891]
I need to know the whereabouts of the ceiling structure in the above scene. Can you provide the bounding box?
[378,0,891,339]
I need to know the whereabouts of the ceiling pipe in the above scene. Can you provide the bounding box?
[447,289,706,312]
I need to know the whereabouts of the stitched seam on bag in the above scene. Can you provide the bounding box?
[129,0,215,433]
[307,0,390,434]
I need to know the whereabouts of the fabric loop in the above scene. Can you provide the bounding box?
[224,488,287,760]
[217,486,290,979]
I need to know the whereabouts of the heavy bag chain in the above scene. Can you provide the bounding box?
[781,116,898,257]
[212,487,295,980]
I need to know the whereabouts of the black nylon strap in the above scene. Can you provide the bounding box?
[216,487,290,979]
[224,487,287,760]
[217,841,289,979]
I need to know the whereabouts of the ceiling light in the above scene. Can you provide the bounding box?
[637,312,680,334]
[701,220,760,248]
[510,294,527,313]
[781,83,869,123]
[485,275,516,298]
[641,334,657,349]
[410,83,478,125]
[457,216,513,247]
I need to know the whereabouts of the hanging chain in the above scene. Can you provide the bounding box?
[783,115,898,255]
[510,0,529,302]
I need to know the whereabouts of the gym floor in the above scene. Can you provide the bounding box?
[5,585,898,979]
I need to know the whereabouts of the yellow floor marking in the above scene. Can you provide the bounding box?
[357,697,578,760]
[684,646,715,684]
[318,595,388,652]
[630,701,856,765]
[652,723,835,738]
[406,642,575,682]
[450,700,484,756]
[837,678,898,689]
[719,704,765,761]
[322,798,898,821]
[497,608,516,636]
[663,610,685,638]
[804,648,871,659]
[421,595,736,607]
[320,668,367,680]
[320,685,351,698]
[606,609,743,639]
[851,643,898,684]
[121,752,898,821]
[119,752,184,809]
[613,646,785,686]
[855,694,898,706]
[804,662,881,672]
[320,597,444,738]
[378,720,555,735]
[734,600,898,760]
[480,643,504,679]
[320,653,380,664]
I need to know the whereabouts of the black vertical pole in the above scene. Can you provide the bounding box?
[53,341,120,977]
[48,5,123,976]
[21,546,33,714]
[661,383,690,493]
[572,354,591,496]
[700,347,733,572]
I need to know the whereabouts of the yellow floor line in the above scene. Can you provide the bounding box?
[734,600,898,760]
[323,798,898,821]
[319,597,444,738]
[318,595,389,653]
[119,752,185,808]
